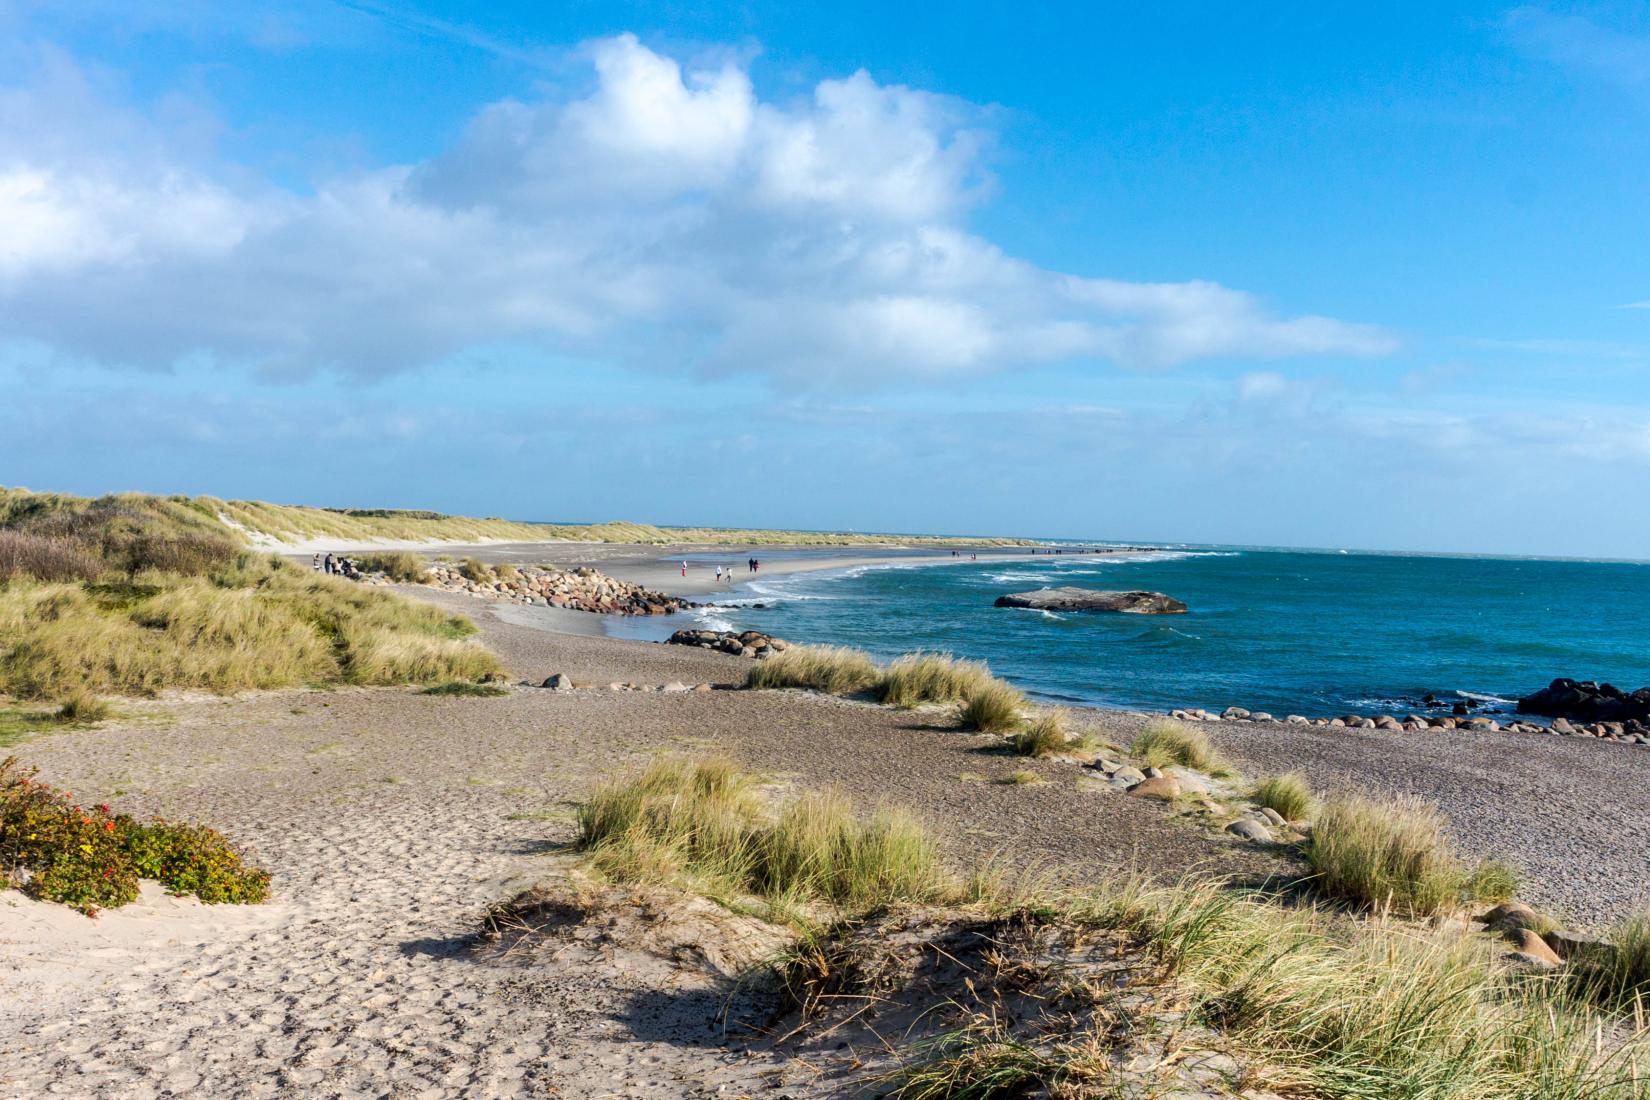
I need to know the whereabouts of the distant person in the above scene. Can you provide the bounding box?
[323,552,335,575]
[715,565,723,584]
[681,560,688,578]
[312,553,321,571]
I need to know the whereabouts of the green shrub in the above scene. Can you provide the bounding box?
[1307,793,1514,916]
[876,653,996,707]
[1131,719,1228,774]
[576,757,952,922]
[459,557,493,583]
[0,757,269,913]
[420,681,508,697]
[358,551,427,583]
[745,645,880,694]
[1252,772,1313,821]
[119,819,271,904]
[1010,710,1070,757]
[959,680,1026,733]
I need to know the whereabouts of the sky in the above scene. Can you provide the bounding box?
[1,1,1648,556]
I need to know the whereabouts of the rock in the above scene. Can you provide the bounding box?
[1375,715,1403,731]
[1285,714,1309,725]
[1142,766,1164,779]
[1127,775,1182,800]
[1510,928,1561,965]
[1505,951,1559,973]
[692,683,714,693]
[1110,765,1146,785]
[1543,929,1614,963]
[661,681,690,693]
[1173,772,1211,796]
[1258,807,1287,828]
[993,588,1188,614]
[542,673,574,691]
[1477,901,1541,934]
[1221,707,1250,720]
[666,628,788,656]
[1249,712,1274,722]
[1226,818,1273,842]
[1518,677,1650,724]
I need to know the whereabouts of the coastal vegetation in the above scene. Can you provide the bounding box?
[1010,708,1070,756]
[0,492,501,702]
[1307,792,1518,916]
[1251,771,1314,821]
[356,551,427,583]
[567,760,1650,1099]
[574,757,955,924]
[3,487,1037,550]
[875,652,997,707]
[745,645,881,694]
[1,757,270,914]
[957,679,1027,732]
[1130,718,1231,775]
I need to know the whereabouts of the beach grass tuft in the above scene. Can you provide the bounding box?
[1252,771,1313,821]
[1307,792,1516,916]
[1131,719,1229,775]
[419,681,508,697]
[1010,709,1070,757]
[575,757,953,921]
[875,652,997,707]
[55,692,111,724]
[958,679,1026,733]
[745,645,881,695]
[357,551,427,583]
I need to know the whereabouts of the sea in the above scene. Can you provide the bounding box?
[607,545,1650,718]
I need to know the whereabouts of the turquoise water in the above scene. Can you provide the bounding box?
[625,547,1650,717]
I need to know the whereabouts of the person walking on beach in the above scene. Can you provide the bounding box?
[681,560,688,578]
[715,565,723,584]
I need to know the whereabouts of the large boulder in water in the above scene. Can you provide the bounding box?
[1517,678,1650,722]
[993,588,1187,614]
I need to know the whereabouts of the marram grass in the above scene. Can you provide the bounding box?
[876,652,998,707]
[1252,771,1314,821]
[1010,709,1070,757]
[1131,718,1230,775]
[745,645,881,694]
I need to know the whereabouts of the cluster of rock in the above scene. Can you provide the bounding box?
[994,588,1187,614]
[665,629,790,659]
[1169,704,1650,746]
[1083,754,1302,846]
[419,564,694,616]
[539,674,716,693]
[1518,677,1650,723]
[1474,901,1614,974]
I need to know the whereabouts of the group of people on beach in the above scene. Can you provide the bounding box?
[312,552,360,580]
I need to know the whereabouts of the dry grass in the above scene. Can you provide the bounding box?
[574,757,955,923]
[1307,793,1518,916]
[745,645,881,695]
[875,653,997,707]
[0,565,499,700]
[54,692,111,723]
[958,680,1026,733]
[1252,771,1314,821]
[1065,877,1650,1100]
[0,531,104,583]
[1131,719,1229,775]
[358,551,427,583]
[1010,709,1070,757]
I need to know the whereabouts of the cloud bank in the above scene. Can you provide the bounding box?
[0,34,1396,382]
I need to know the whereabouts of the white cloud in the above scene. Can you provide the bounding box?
[0,34,1397,382]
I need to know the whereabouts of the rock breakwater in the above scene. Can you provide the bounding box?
[414,563,695,616]
[666,629,790,659]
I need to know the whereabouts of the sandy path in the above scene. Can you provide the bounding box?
[0,598,1277,1098]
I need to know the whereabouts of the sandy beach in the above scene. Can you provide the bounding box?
[3,566,1649,1096]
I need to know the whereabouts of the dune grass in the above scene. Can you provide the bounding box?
[54,692,111,724]
[958,680,1027,733]
[1010,709,1070,757]
[1055,877,1650,1100]
[745,645,881,695]
[875,653,998,708]
[574,757,954,922]
[0,565,499,700]
[1252,771,1314,821]
[1307,792,1518,916]
[357,551,427,583]
[1130,719,1229,775]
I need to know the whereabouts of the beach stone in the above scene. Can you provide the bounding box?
[541,673,574,692]
[1375,715,1402,731]
[1226,818,1272,842]
[1110,765,1146,784]
[1128,776,1182,801]
[1505,950,1559,973]
[1249,712,1274,722]
[1173,771,1210,796]
[1544,929,1614,963]
[1221,707,1250,720]
[1478,901,1541,934]
[661,681,690,693]
[1258,807,1287,827]
[1285,714,1309,724]
[692,683,713,693]
[1511,928,1561,965]
[1142,766,1164,779]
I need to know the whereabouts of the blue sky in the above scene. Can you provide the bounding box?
[1,2,1648,555]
